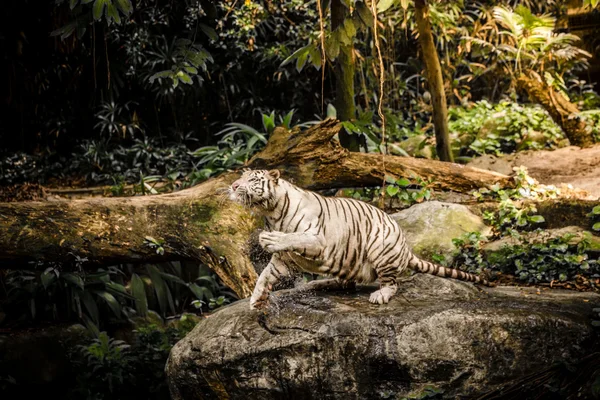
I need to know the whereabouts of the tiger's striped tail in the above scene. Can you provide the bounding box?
[408,254,494,287]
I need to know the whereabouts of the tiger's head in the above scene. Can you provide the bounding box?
[229,168,281,208]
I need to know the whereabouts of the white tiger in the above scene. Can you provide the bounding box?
[228,169,493,309]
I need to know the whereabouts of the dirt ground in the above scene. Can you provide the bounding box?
[468,144,600,200]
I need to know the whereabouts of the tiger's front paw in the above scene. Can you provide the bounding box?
[249,283,272,310]
[249,291,270,310]
[259,231,289,253]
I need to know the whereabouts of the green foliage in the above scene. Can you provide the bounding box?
[209,296,231,310]
[451,232,490,274]
[467,5,591,88]
[337,174,433,207]
[452,231,599,284]
[2,262,134,329]
[472,166,560,236]
[482,199,545,235]
[52,0,134,39]
[474,166,560,202]
[0,259,232,330]
[449,100,565,157]
[145,236,165,255]
[493,232,596,284]
[384,175,433,206]
[589,206,600,232]
[190,110,316,181]
[70,321,194,399]
[71,332,133,398]
[148,39,213,88]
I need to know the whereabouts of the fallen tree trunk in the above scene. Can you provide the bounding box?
[517,74,595,148]
[0,120,511,298]
[248,119,510,192]
[0,173,260,298]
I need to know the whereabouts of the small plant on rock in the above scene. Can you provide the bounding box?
[589,206,600,232]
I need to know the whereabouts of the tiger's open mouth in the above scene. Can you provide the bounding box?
[229,185,254,207]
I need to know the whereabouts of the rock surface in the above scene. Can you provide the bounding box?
[166,275,599,400]
[392,201,491,263]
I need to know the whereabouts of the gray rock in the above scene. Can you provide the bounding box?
[392,201,491,263]
[166,275,599,400]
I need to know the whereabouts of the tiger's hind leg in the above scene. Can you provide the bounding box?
[369,263,398,305]
[300,278,356,292]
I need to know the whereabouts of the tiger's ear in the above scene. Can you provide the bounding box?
[268,169,280,183]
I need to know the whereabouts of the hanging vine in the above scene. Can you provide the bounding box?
[317,0,327,116]
[370,0,387,206]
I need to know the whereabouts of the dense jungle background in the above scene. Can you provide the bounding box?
[1,0,600,399]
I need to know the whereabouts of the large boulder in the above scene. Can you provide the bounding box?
[166,275,599,399]
[392,201,491,263]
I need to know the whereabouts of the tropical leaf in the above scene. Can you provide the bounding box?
[93,290,122,318]
[114,0,133,15]
[147,265,170,316]
[280,46,309,68]
[377,0,395,13]
[130,273,148,317]
[199,23,218,41]
[62,273,85,290]
[92,0,108,21]
[82,290,100,325]
[106,2,121,24]
[355,1,374,27]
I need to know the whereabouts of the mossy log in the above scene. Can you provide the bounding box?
[0,120,512,298]
[0,173,260,298]
[248,119,510,191]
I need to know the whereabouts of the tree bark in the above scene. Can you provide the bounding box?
[517,75,595,148]
[331,0,359,151]
[0,120,511,298]
[414,0,454,162]
[0,174,260,299]
[248,119,509,192]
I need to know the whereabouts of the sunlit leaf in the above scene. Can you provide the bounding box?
[296,50,308,72]
[386,185,399,197]
[343,19,356,38]
[529,215,545,223]
[396,177,411,187]
[93,0,108,21]
[326,103,337,119]
[377,0,396,13]
[280,46,309,67]
[355,1,374,27]
[106,1,122,24]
